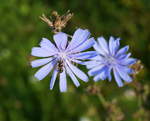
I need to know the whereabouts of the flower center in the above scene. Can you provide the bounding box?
[105,55,117,66]
[58,52,67,60]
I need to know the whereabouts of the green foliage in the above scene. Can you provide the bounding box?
[0,0,150,121]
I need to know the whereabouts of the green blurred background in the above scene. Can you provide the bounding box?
[0,0,150,121]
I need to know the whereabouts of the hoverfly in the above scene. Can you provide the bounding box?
[56,60,64,73]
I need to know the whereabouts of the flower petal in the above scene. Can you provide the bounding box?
[93,67,108,81]
[109,36,120,55]
[68,37,95,53]
[116,66,132,83]
[59,69,67,92]
[67,28,91,51]
[53,32,68,50]
[84,61,100,69]
[31,47,55,57]
[65,65,80,87]
[116,46,129,57]
[97,37,109,53]
[71,59,83,65]
[31,57,53,68]
[91,55,103,61]
[88,65,106,76]
[117,65,134,74]
[107,67,112,81]
[109,36,115,55]
[93,42,106,56]
[50,69,58,90]
[66,60,88,82]
[34,59,56,80]
[40,38,58,52]
[118,53,131,60]
[113,68,124,87]
[70,51,97,60]
[119,58,136,66]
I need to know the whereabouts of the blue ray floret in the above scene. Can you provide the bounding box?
[31,28,96,92]
[85,36,136,87]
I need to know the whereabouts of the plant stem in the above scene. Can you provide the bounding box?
[97,93,108,108]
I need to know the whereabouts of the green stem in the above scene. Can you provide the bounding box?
[97,93,108,108]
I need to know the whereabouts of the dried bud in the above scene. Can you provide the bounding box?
[51,11,59,17]
[40,10,73,33]
[131,60,143,75]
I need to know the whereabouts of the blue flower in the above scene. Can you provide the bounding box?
[85,36,136,87]
[31,28,96,92]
